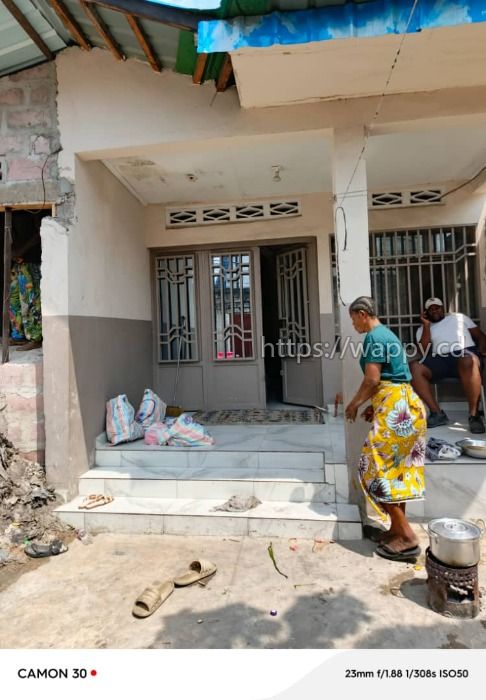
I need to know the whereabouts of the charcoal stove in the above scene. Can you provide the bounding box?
[425,547,479,618]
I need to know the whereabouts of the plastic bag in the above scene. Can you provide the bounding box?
[143,415,214,447]
[135,389,166,430]
[144,420,175,446]
[106,394,144,445]
[166,413,214,447]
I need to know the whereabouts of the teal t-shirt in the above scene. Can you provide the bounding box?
[359,324,411,383]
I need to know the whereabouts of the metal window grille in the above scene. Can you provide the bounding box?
[332,226,478,343]
[211,252,254,360]
[156,255,198,362]
[277,248,310,351]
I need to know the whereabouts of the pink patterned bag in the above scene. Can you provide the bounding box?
[106,394,144,445]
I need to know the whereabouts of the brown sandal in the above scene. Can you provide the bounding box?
[132,580,174,618]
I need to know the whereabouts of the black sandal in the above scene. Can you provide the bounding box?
[375,544,421,562]
[24,540,68,559]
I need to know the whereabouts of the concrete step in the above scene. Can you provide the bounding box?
[95,446,326,470]
[78,465,335,502]
[55,497,362,540]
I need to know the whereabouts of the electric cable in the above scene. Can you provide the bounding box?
[336,0,420,208]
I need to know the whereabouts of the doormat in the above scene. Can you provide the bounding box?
[191,408,325,425]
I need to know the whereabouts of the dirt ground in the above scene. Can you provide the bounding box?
[0,527,485,649]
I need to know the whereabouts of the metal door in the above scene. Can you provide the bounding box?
[277,246,323,406]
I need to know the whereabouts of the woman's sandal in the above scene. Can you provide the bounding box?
[375,543,421,562]
[132,580,174,618]
[173,559,217,587]
[79,495,114,510]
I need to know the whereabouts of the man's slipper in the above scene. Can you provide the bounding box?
[375,544,421,562]
[132,580,174,618]
[173,559,217,587]
[25,540,68,559]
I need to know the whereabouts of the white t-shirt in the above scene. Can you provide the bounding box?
[416,313,477,355]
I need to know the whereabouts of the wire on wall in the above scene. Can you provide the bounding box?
[336,0,420,209]
[333,0,420,306]
[24,147,63,215]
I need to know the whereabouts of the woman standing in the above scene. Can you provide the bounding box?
[344,296,426,561]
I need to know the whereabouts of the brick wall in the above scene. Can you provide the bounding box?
[0,61,60,204]
[0,355,45,464]
[0,61,60,465]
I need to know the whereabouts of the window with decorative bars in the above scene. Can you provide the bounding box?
[211,252,254,360]
[332,226,478,343]
[156,255,198,362]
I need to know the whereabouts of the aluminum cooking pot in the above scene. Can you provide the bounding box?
[455,438,486,459]
[423,517,484,568]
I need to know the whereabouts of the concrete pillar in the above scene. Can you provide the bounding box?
[40,217,72,500]
[474,180,486,330]
[332,126,371,505]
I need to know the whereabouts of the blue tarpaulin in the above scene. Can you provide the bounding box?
[197,0,486,53]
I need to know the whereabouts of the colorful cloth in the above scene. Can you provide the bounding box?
[359,381,426,526]
[9,262,42,342]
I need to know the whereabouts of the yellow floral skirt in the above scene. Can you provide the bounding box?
[359,381,426,526]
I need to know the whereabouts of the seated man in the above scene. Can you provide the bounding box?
[410,297,486,433]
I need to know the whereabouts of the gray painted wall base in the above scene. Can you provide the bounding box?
[44,315,152,496]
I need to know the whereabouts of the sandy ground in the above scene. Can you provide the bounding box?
[0,527,485,649]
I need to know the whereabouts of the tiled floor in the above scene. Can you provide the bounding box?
[97,422,343,456]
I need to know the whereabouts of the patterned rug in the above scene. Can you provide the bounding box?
[191,408,325,425]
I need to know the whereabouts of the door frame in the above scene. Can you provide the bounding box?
[150,236,323,409]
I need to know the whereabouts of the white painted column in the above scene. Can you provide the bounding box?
[474,180,486,329]
[40,217,72,499]
[332,126,371,504]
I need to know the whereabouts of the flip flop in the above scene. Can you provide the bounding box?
[173,559,217,587]
[79,495,114,510]
[79,494,104,509]
[24,540,68,559]
[375,544,421,562]
[132,579,174,618]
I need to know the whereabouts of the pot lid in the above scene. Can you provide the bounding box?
[428,517,481,541]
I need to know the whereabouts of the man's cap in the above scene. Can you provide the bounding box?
[425,297,444,310]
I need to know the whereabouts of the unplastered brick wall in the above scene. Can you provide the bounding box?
[0,61,60,200]
[0,355,45,464]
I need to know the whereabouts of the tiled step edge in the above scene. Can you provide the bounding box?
[79,470,335,503]
[55,498,362,540]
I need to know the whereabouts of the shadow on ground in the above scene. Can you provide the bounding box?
[148,592,371,649]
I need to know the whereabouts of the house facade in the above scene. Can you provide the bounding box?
[1,0,486,528]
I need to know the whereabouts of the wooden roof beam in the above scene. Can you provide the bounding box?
[80,1,125,60]
[193,52,208,85]
[84,0,207,31]
[216,53,233,92]
[48,0,91,51]
[1,0,54,60]
[126,14,161,73]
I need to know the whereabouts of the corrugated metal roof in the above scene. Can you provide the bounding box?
[0,0,67,77]
[38,0,182,67]
[0,0,376,80]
